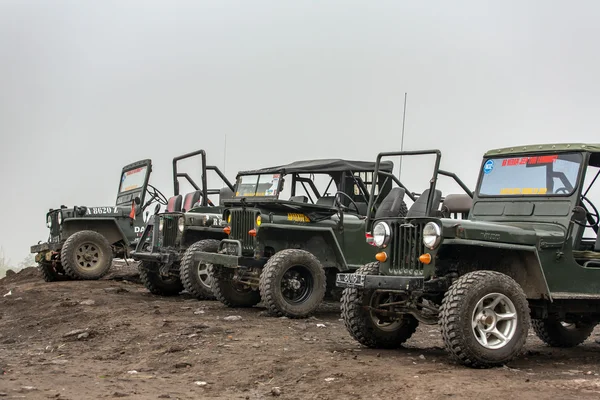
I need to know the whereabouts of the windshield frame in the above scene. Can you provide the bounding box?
[475,151,585,199]
[118,165,150,194]
[234,173,283,199]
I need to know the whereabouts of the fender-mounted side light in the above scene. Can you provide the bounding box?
[248,229,257,237]
[375,252,387,262]
[419,253,432,264]
[223,226,231,235]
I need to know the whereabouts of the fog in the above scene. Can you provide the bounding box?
[1,0,599,264]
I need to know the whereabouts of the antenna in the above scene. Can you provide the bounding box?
[223,134,227,176]
[399,92,407,180]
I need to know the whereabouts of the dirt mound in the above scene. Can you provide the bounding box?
[1,264,600,399]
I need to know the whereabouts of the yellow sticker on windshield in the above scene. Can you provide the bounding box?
[500,188,548,195]
[288,213,310,222]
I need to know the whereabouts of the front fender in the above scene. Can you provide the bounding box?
[62,218,129,247]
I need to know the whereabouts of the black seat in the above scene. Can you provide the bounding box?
[182,191,202,212]
[219,187,234,206]
[316,196,336,207]
[375,188,407,219]
[440,194,472,219]
[166,195,182,212]
[354,202,368,216]
[290,195,308,203]
[406,189,442,218]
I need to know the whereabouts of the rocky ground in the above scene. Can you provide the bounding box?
[1,263,600,399]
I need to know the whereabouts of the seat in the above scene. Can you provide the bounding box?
[290,195,309,203]
[182,190,202,212]
[315,196,336,207]
[440,194,472,219]
[354,202,368,216]
[166,195,182,212]
[406,189,442,218]
[219,187,234,206]
[375,188,407,219]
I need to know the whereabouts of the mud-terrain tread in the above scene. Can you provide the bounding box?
[180,239,219,300]
[259,249,326,319]
[532,318,596,347]
[439,270,530,368]
[38,261,66,282]
[208,264,261,307]
[139,261,183,296]
[61,231,113,280]
[340,262,418,348]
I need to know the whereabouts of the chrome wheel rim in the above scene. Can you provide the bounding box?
[471,292,518,349]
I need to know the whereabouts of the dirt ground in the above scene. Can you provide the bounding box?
[1,264,600,400]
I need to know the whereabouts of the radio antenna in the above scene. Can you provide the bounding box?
[223,134,227,176]
[399,92,407,180]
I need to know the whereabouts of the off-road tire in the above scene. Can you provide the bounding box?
[532,318,597,347]
[38,261,67,282]
[139,261,184,296]
[180,239,219,300]
[208,264,261,307]
[440,270,530,368]
[61,230,113,280]
[259,249,327,318]
[340,262,418,348]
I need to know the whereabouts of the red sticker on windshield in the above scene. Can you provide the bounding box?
[502,155,558,166]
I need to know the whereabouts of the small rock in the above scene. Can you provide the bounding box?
[59,301,79,307]
[166,345,185,353]
[271,387,282,396]
[194,381,208,386]
[324,378,335,382]
[419,354,426,360]
[252,344,260,348]
[174,362,192,369]
[104,287,128,294]
[180,306,192,310]
[77,332,90,340]
[223,315,242,321]
[0,392,7,397]
[79,299,96,306]
[112,392,129,398]
[5,270,15,276]
[63,329,86,338]
[127,370,139,374]
[194,310,205,315]
[586,371,594,375]
[316,323,326,328]
[21,386,37,391]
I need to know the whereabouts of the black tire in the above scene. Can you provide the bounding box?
[532,318,597,347]
[38,261,67,282]
[138,261,184,296]
[259,249,327,318]
[180,239,219,300]
[61,230,113,280]
[440,270,530,368]
[340,262,418,348]
[208,264,261,307]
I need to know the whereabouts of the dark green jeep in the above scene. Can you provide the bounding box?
[337,144,600,368]
[191,158,401,318]
[131,150,235,298]
[30,158,170,281]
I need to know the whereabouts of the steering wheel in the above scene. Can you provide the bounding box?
[574,194,600,229]
[333,191,360,214]
[147,184,169,206]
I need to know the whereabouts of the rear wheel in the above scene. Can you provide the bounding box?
[209,264,261,307]
[259,249,326,318]
[440,270,530,368]
[139,261,183,296]
[61,230,113,280]
[180,239,219,300]
[340,262,418,348]
[532,318,597,347]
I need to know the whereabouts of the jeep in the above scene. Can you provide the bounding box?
[31,158,170,281]
[337,144,600,368]
[131,149,235,298]
[191,158,406,318]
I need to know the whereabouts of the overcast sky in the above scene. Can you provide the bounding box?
[1,0,599,264]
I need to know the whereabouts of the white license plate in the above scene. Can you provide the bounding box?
[336,273,365,288]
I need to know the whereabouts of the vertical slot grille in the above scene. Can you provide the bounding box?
[161,216,178,247]
[390,222,425,275]
[230,209,256,252]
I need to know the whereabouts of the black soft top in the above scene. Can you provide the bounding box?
[238,159,394,176]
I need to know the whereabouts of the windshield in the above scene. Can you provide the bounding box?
[119,166,149,194]
[235,174,281,197]
[478,152,582,196]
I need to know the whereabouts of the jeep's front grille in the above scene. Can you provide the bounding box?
[230,209,257,252]
[160,216,179,247]
[390,221,425,275]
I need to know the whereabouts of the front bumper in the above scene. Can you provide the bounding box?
[336,273,424,291]
[130,249,180,265]
[192,239,267,268]
[30,241,64,254]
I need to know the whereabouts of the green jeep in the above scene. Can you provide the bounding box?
[191,158,402,318]
[30,158,170,281]
[337,144,600,368]
[131,150,235,298]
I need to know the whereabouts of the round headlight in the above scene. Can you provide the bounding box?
[372,222,391,248]
[256,215,261,226]
[46,215,52,228]
[423,222,441,249]
[57,212,62,224]
[178,216,185,232]
[159,217,164,232]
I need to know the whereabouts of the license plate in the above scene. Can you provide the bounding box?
[336,273,365,288]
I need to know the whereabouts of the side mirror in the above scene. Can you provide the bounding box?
[134,196,141,205]
[571,206,586,223]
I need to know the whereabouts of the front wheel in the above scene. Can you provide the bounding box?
[180,239,219,300]
[340,262,418,348]
[38,261,68,282]
[532,318,597,347]
[439,270,530,368]
[208,264,261,307]
[259,249,326,318]
[138,261,184,296]
[61,230,113,280]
